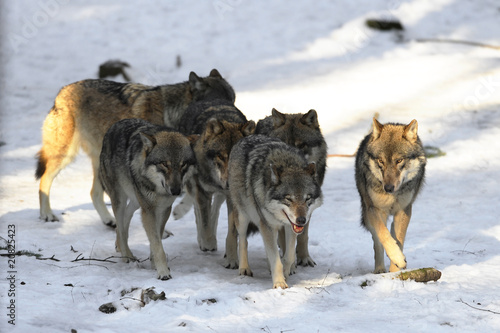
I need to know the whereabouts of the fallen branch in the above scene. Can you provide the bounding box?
[327,153,356,158]
[71,253,118,263]
[415,38,500,51]
[37,255,60,262]
[396,267,442,283]
[459,299,500,315]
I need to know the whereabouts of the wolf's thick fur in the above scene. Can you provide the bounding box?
[99,119,196,280]
[36,69,234,224]
[174,98,255,251]
[256,108,327,267]
[225,135,322,289]
[355,118,426,273]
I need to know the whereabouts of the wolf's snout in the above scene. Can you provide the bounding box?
[170,187,182,196]
[384,184,395,193]
[296,216,307,225]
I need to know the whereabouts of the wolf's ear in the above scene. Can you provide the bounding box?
[189,71,205,91]
[187,134,200,146]
[139,132,156,152]
[242,120,256,136]
[372,117,384,139]
[404,119,418,143]
[305,162,316,177]
[270,163,281,185]
[205,118,223,137]
[209,69,222,78]
[271,108,286,128]
[301,109,319,129]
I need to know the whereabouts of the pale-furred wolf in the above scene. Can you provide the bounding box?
[35,69,234,224]
[225,135,322,289]
[99,119,196,280]
[355,118,426,273]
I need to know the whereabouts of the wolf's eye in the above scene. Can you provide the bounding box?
[377,158,384,166]
[161,161,170,169]
[283,196,292,206]
[396,159,404,165]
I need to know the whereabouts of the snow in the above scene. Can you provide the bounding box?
[1,0,500,332]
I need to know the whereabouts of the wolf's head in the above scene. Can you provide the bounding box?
[268,108,326,166]
[140,131,197,196]
[267,162,323,235]
[189,69,236,104]
[195,118,255,190]
[367,118,426,193]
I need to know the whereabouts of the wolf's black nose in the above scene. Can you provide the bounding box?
[171,188,181,196]
[384,184,395,193]
[296,216,306,225]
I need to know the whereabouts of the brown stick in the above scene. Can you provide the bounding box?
[396,267,442,282]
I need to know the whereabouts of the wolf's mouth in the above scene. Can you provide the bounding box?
[282,210,305,234]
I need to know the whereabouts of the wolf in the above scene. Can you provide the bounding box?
[99,118,196,280]
[35,69,234,224]
[173,98,255,251]
[355,118,426,273]
[225,135,323,289]
[255,108,327,267]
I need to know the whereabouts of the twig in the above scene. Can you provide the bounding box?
[71,253,119,263]
[459,299,500,315]
[327,153,356,158]
[36,255,60,262]
[415,38,500,51]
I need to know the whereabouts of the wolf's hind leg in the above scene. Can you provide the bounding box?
[37,108,80,222]
[90,156,116,226]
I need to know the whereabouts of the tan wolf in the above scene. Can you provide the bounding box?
[355,118,426,273]
[35,69,234,224]
[99,119,197,280]
[255,108,327,267]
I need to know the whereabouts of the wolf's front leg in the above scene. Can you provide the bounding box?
[389,205,412,272]
[260,222,287,289]
[366,207,406,273]
[296,223,316,267]
[283,226,298,277]
[142,210,171,280]
[193,184,217,251]
[224,198,239,269]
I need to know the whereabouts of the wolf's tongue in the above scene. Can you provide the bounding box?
[292,224,304,234]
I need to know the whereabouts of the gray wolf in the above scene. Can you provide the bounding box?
[225,135,322,288]
[35,69,234,224]
[255,108,327,267]
[355,118,426,273]
[99,118,196,280]
[173,98,255,251]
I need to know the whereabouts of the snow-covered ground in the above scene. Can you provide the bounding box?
[1,0,500,332]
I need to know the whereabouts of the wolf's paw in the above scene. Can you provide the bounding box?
[273,279,289,289]
[239,267,253,277]
[297,255,316,267]
[223,256,238,269]
[172,197,193,220]
[374,266,387,274]
[157,270,172,281]
[162,229,174,239]
[103,219,116,228]
[122,255,137,263]
[40,212,59,222]
[199,237,217,252]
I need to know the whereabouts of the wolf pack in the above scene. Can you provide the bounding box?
[35,69,427,289]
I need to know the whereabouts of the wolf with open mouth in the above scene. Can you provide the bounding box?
[225,134,323,289]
